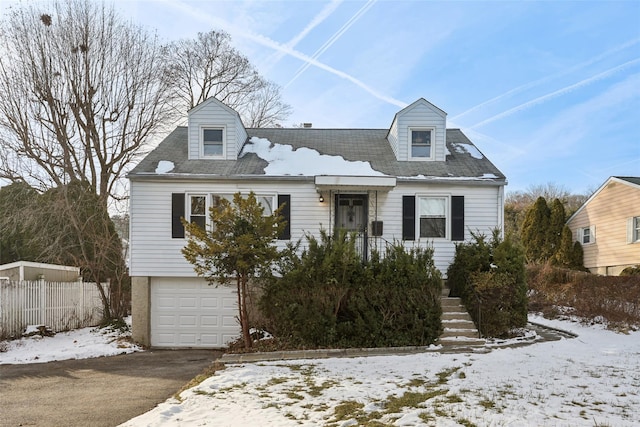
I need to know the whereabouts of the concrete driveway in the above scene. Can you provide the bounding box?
[0,349,222,427]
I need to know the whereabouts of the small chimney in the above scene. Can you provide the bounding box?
[303,123,312,128]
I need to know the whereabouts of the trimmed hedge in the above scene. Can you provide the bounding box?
[260,231,442,348]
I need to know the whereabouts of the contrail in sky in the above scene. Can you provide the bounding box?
[452,38,640,122]
[469,58,640,129]
[285,0,376,88]
[262,0,343,73]
[162,0,407,108]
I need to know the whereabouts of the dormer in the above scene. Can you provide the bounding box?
[387,98,447,162]
[187,97,248,160]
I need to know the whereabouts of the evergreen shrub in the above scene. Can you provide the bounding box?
[447,231,527,337]
[260,231,442,348]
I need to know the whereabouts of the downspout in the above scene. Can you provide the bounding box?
[498,185,505,238]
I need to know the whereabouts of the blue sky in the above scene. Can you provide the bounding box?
[2,0,639,195]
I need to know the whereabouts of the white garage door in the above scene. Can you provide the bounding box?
[150,278,239,348]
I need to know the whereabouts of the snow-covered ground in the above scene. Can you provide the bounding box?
[120,315,640,427]
[0,318,141,364]
[2,315,638,426]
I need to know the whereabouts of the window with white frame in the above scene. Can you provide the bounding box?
[257,195,275,216]
[188,195,207,230]
[629,216,640,243]
[579,225,595,245]
[202,128,224,157]
[419,196,447,238]
[410,128,433,159]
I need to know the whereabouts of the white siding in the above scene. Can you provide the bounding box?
[187,99,247,160]
[130,179,330,277]
[387,118,399,158]
[371,183,501,272]
[130,178,503,277]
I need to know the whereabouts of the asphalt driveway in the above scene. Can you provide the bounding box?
[0,349,222,427]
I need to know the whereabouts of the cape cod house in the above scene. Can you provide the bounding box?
[567,176,640,275]
[128,97,506,348]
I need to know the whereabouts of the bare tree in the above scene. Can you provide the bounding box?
[0,0,174,207]
[165,30,291,127]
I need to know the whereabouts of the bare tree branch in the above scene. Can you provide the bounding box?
[0,0,176,207]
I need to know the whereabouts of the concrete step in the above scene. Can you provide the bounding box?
[441,297,464,307]
[439,292,483,346]
[441,305,468,313]
[440,328,480,339]
[441,319,476,329]
[442,312,473,322]
[438,336,486,347]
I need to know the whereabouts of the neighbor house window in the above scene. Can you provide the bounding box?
[189,195,207,230]
[579,226,595,245]
[411,128,433,159]
[202,128,224,157]
[629,216,640,243]
[419,196,446,238]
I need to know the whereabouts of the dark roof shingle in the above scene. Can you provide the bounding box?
[129,127,506,183]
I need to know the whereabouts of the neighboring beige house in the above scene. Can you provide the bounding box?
[567,176,640,275]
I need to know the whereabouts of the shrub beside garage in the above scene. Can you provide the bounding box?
[260,231,443,348]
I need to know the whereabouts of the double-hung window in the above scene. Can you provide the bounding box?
[410,128,433,159]
[578,225,595,245]
[628,216,640,243]
[419,196,447,238]
[202,128,224,157]
[188,195,207,230]
[257,195,275,216]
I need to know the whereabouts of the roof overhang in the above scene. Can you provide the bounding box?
[315,175,397,191]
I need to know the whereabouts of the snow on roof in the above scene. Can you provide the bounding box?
[450,142,483,159]
[241,137,385,177]
[155,160,175,174]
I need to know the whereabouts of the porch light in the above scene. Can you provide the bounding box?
[319,195,325,203]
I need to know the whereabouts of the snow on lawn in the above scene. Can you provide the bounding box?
[0,318,141,364]
[121,315,640,427]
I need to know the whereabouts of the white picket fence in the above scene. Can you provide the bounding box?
[0,279,108,338]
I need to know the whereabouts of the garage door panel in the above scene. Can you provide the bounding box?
[201,316,219,327]
[179,315,197,326]
[150,278,240,348]
[222,297,237,309]
[222,315,238,327]
[179,297,198,309]
[157,297,177,309]
[201,298,219,309]
[200,334,220,346]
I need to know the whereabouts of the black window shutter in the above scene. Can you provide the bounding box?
[402,196,415,240]
[171,193,185,238]
[277,194,291,240]
[451,196,465,241]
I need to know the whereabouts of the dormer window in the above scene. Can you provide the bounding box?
[410,128,434,160]
[202,127,224,157]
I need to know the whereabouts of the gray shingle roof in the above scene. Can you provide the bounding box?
[129,127,506,183]
[616,176,640,186]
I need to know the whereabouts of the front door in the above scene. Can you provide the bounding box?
[335,194,367,232]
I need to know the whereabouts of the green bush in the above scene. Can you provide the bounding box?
[447,231,527,337]
[260,231,442,348]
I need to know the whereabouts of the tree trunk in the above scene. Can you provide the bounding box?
[240,274,252,349]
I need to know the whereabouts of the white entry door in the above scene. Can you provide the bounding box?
[150,277,239,348]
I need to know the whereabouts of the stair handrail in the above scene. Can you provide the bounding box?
[467,280,483,339]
